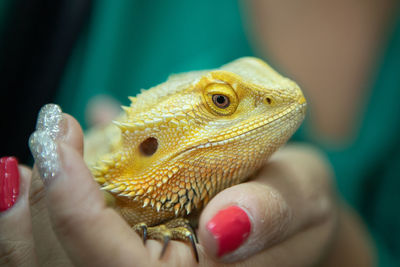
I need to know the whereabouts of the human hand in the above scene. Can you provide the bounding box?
[0,103,368,266]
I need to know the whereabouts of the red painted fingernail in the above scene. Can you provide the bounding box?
[206,206,251,257]
[0,157,20,212]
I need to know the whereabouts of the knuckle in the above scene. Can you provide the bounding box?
[307,190,335,226]
[29,184,46,206]
[261,186,292,240]
[51,212,83,237]
[298,163,336,226]
[0,241,33,266]
[0,248,12,265]
[30,169,47,207]
[51,207,100,239]
[278,147,336,225]
[295,169,336,227]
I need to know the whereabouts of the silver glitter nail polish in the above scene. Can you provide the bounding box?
[36,104,65,140]
[29,131,60,184]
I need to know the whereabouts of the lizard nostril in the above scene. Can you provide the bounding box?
[139,137,158,156]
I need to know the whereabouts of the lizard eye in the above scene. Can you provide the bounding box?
[204,83,238,116]
[212,94,230,108]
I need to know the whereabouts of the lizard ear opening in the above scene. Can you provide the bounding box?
[139,137,158,156]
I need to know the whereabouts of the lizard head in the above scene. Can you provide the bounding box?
[91,57,306,215]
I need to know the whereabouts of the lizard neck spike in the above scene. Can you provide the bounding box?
[128,96,136,104]
[112,120,135,131]
[121,105,131,114]
[101,184,116,191]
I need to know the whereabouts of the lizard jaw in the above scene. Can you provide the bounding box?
[173,102,306,157]
[201,102,306,147]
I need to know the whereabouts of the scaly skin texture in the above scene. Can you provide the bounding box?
[84,57,306,248]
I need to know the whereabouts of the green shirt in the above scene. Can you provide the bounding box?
[57,1,399,266]
[294,14,400,266]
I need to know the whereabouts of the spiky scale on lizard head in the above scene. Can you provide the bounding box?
[86,57,306,224]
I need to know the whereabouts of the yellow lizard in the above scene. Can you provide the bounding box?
[84,57,306,261]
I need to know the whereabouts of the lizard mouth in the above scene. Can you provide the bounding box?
[174,102,306,156]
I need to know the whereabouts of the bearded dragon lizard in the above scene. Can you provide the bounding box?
[84,57,306,261]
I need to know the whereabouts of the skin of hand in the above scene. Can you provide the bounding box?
[0,105,373,267]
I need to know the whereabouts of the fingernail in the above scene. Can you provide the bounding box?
[36,104,65,140]
[0,157,20,212]
[206,206,251,257]
[29,104,65,185]
[29,131,60,185]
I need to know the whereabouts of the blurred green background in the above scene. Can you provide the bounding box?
[1,1,400,265]
[57,0,252,128]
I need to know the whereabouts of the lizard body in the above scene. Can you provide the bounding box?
[84,57,306,257]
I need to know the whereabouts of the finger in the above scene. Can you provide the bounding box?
[28,104,154,267]
[0,158,38,267]
[198,144,336,262]
[85,95,121,127]
[29,105,82,266]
